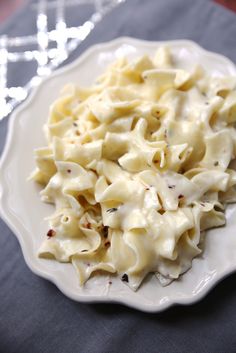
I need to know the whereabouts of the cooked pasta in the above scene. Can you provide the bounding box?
[31,46,236,290]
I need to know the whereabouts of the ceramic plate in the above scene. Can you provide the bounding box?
[1,37,236,312]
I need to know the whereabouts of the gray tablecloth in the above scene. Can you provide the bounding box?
[1,1,236,352]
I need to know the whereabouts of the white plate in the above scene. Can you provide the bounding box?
[1,37,236,313]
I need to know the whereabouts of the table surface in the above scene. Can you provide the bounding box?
[1,1,236,352]
[0,0,235,25]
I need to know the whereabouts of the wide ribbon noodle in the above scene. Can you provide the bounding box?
[31,47,236,290]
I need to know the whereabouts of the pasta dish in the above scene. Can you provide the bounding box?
[31,46,236,290]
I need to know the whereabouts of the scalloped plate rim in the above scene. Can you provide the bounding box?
[0,37,236,312]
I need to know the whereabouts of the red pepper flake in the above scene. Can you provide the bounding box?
[121,273,129,283]
[178,194,184,199]
[104,241,111,248]
[85,222,91,229]
[154,159,159,163]
[67,169,71,173]
[146,187,150,190]
[47,229,56,238]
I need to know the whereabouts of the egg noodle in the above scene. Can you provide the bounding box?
[31,47,236,290]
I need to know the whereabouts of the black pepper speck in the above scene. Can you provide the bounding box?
[121,274,129,283]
